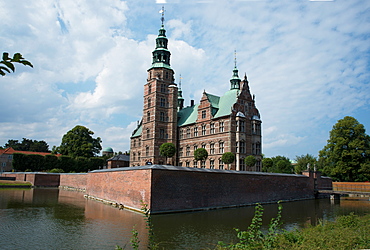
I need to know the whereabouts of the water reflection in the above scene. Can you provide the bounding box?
[0,188,369,250]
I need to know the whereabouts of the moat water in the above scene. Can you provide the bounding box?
[1,188,370,250]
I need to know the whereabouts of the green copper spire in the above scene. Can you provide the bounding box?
[150,7,172,70]
[230,50,241,89]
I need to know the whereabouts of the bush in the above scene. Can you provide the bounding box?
[49,168,64,173]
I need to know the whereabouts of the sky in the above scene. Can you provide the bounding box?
[0,0,369,160]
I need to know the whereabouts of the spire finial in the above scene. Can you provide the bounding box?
[179,74,182,89]
[234,50,237,68]
[159,6,165,26]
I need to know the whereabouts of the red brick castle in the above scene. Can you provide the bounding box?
[130,15,262,171]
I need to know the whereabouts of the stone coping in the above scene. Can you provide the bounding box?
[90,165,308,178]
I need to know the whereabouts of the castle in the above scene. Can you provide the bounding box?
[130,16,262,171]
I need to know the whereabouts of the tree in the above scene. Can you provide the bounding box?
[1,52,33,76]
[270,156,293,174]
[262,158,273,172]
[222,152,235,170]
[319,116,370,182]
[194,148,208,167]
[4,138,50,152]
[55,125,102,158]
[294,154,317,174]
[159,143,176,165]
[244,155,257,171]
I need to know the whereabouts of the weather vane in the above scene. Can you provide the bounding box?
[159,6,165,25]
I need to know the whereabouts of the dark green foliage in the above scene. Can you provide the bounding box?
[4,138,50,152]
[44,155,58,170]
[0,52,33,76]
[49,168,64,173]
[319,116,370,182]
[294,154,317,174]
[244,155,257,170]
[222,152,235,164]
[262,158,273,172]
[12,153,27,171]
[28,155,45,171]
[55,125,102,158]
[262,156,293,174]
[89,157,106,170]
[58,155,76,173]
[75,157,90,172]
[194,148,208,161]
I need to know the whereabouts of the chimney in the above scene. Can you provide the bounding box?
[191,100,194,106]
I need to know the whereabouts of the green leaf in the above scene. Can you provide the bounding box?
[2,52,10,61]
[2,62,15,72]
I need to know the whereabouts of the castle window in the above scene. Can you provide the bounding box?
[240,158,246,171]
[148,98,151,108]
[252,143,255,155]
[186,146,190,156]
[219,142,224,154]
[256,160,261,172]
[186,128,191,138]
[165,72,169,79]
[147,112,150,122]
[194,127,198,137]
[210,143,215,154]
[179,129,183,139]
[193,160,198,168]
[219,121,224,132]
[148,84,152,94]
[160,112,165,121]
[160,98,166,107]
[219,158,224,170]
[202,125,206,135]
[146,146,149,156]
[133,139,136,147]
[132,153,136,161]
[138,139,141,147]
[210,160,215,169]
[201,160,206,168]
[240,141,245,154]
[160,84,166,93]
[210,123,215,134]
[194,145,198,151]
[138,152,141,160]
[202,144,206,149]
[240,120,245,132]
[202,110,206,119]
[179,147,183,157]
[147,129,150,139]
[160,129,165,139]
[256,142,261,155]
[186,161,190,167]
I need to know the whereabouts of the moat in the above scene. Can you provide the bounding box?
[1,188,370,250]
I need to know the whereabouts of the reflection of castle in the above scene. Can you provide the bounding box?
[130,17,262,171]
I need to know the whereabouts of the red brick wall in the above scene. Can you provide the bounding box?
[2,173,60,187]
[150,169,314,213]
[60,173,87,190]
[86,169,152,211]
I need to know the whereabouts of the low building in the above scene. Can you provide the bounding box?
[107,154,130,169]
[0,147,59,172]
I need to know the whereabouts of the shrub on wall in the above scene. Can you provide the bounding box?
[27,154,45,171]
[12,153,27,171]
[44,155,58,171]
[58,155,75,173]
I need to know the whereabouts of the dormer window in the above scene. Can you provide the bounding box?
[202,110,206,119]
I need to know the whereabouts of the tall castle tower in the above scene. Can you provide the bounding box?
[130,9,178,165]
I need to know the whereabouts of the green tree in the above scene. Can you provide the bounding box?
[262,158,273,172]
[1,52,33,76]
[319,116,370,182]
[159,143,176,165]
[294,154,317,174]
[194,148,208,167]
[270,156,293,174]
[4,138,50,152]
[244,155,257,171]
[55,125,102,158]
[221,152,235,170]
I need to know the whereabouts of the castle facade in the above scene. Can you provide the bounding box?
[130,21,262,171]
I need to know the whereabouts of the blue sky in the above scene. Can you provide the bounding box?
[1,0,369,160]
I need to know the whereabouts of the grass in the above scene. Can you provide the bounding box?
[0,180,32,187]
